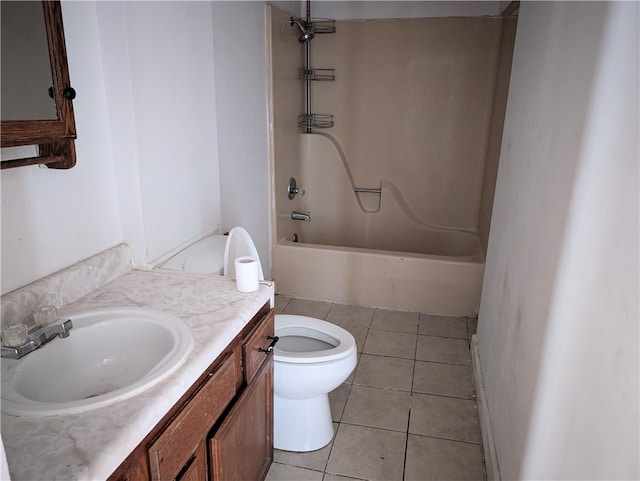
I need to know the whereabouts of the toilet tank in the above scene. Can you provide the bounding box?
[160,235,228,275]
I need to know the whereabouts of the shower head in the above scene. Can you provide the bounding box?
[289,17,314,43]
[298,29,315,43]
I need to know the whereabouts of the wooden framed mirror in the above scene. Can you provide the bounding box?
[1,0,77,170]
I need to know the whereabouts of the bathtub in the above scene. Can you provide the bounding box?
[272,232,484,317]
[273,132,486,316]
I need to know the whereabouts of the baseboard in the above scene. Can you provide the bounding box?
[471,334,501,481]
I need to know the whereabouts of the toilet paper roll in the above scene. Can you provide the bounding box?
[234,256,259,293]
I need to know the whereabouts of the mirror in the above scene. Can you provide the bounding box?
[0,0,77,170]
[1,2,57,121]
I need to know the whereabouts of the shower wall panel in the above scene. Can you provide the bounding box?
[312,17,505,233]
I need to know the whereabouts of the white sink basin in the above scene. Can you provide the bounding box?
[1,307,193,416]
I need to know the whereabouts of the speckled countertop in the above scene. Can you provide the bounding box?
[1,268,273,481]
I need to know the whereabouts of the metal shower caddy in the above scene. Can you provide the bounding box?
[289,7,336,133]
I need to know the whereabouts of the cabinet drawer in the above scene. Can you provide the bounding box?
[243,310,275,384]
[148,353,237,481]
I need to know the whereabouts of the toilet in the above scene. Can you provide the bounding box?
[161,228,357,452]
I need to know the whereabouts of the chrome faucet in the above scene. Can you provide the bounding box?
[1,319,73,359]
[291,211,311,222]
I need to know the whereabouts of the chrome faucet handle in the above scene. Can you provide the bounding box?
[288,177,305,199]
[1,318,73,359]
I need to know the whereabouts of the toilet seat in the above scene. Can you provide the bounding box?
[275,315,356,364]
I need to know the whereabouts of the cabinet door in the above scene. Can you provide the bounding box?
[148,353,238,481]
[177,443,207,481]
[210,359,273,481]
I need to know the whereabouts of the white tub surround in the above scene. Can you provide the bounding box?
[1,248,273,481]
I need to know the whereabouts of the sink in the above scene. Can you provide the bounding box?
[1,307,193,416]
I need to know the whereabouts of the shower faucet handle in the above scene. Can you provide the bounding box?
[288,177,305,199]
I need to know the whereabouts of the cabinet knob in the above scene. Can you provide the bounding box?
[48,86,77,100]
[63,87,77,100]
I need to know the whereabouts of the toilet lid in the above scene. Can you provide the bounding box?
[223,227,265,280]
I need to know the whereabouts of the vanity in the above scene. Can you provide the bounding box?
[0,245,275,480]
[111,301,274,481]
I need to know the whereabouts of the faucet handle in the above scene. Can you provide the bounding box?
[287,177,305,199]
[33,306,58,327]
[2,324,28,348]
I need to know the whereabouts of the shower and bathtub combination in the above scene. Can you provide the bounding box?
[268,5,516,316]
[273,133,486,316]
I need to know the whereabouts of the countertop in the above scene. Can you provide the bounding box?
[1,268,273,481]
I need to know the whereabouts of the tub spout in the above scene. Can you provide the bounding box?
[291,211,311,222]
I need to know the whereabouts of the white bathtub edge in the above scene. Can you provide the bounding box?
[273,241,483,316]
[471,334,501,481]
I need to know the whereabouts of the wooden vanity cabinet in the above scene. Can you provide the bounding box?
[209,316,273,481]
[108,303,274,481]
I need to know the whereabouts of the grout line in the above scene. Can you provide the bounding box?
[403,336,418,481]
[359,352,471,369]
[325,302,336,321]
[414,358,472,367]
[410,390,477,401]
[338,420,411,434]
[357,352,419,362]
[402,415,411,481]
[407,432,483,447]
[417,332,470,341]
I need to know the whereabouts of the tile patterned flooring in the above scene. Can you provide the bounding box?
[266,296,485,481]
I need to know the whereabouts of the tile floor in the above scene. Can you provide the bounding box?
[266,296,485,481]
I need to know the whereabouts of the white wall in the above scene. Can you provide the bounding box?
[100,1,222,265]
[1,1,122,295]
[212,2,271,275]
[94,2,146,267]
[2,1,274,294]
[477,2,639,479]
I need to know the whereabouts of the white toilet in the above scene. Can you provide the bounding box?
[161,228,357,452]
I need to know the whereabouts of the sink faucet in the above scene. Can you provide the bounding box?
[1,319,73,359]
[291,211,311,222]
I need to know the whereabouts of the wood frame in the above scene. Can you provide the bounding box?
[1,0,77,169]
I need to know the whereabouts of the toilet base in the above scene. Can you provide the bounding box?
[274,393,334,452]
